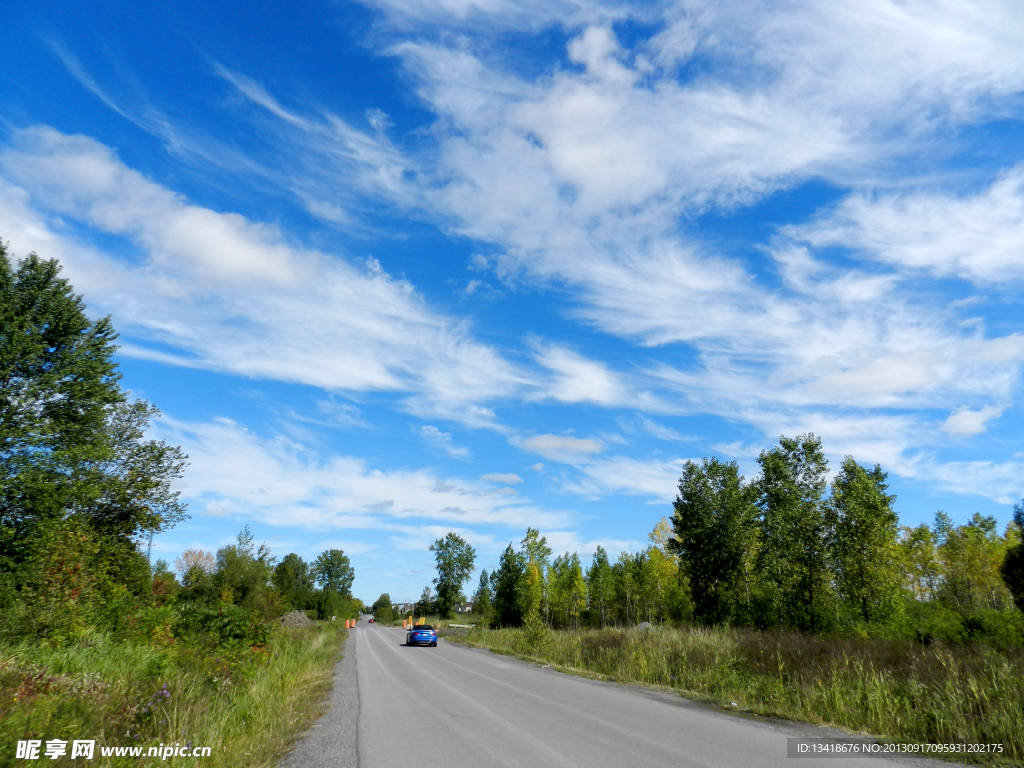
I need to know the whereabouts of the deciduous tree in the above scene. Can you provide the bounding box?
[1,247,188,597]
[898,524,940,601]
[215,526,275,608]
[312,549,355,597]
[829,458,903,624]
[273,553,315,610]
[672,458,756,624]
[1000,500,1024,611]
[472,568,492,617]
[938,513,1013,611]
[586,546,614,627]
[756,434,832,632]
[372,593,395,623]
[520,527,551,621]
[430,532,476,618]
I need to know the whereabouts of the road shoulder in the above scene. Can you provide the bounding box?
[279,629,359,768]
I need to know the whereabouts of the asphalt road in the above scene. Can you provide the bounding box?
[286,618,964,768]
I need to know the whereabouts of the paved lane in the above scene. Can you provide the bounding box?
[354,621,954,768]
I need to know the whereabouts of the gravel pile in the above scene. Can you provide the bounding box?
[279,610,315,628]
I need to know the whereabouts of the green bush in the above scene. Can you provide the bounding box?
[889,600,1024,649]
[961,609,1024,650]
[312,589,354,620]
[173,604,270,647]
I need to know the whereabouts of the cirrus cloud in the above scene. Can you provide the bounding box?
[520,433,603,463]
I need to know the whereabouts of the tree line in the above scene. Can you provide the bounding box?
[156,529,359,620]
[453,434,1023,638]
[1,245,360,645]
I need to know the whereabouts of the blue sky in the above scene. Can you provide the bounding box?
[2,0,1023,603]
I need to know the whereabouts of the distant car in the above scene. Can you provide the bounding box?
[368,618,374,623]
[406,624,438,647]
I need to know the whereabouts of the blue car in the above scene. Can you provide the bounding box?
[406,624,438,647]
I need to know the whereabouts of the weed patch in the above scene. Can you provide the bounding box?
[0,622,347,767]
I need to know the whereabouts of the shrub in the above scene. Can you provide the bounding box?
[172,604,271,647]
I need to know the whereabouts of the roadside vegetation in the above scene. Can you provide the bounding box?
[449,624,1024,763]
[0,246,359,764]
[1,621,348,768]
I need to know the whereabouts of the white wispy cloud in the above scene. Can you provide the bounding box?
[157,416,567,529]
[481,473,523,483]
[574,456,693,501]
[418,425,471,458]
[787,166,1024,283]
[531,341,628,405]
[370,17,1024,456]
[360,0,630,31]
[890,453,1024,506]
[210,62,418,228]
[635,417,688,442]
[943,406,1006,437]
[0,126,526,424]
[48,39,268,176]
[520,434,603,463]
[25,1,1024,511]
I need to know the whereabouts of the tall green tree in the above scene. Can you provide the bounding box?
[273,553,315,610]
[1,250,122,542]
[492,543,526,627]
[86,400,187,593]
[1,247,187,600]
[312,549,355,597]
[1000,500,1024,611]
[756,434,832,632]
[472,568,493,616]
[586,546,614,627]
[938,513,1013,611]
[898,523,941,602]
[564,553,587,628]
[549,553,586,628]
[214,526,275,608]
[613,550,662,625]
[829,458,903,624]
[648,520,691,624]
[429,532,476,618]
[372,593,395,623]
[415,585,435,617]
[671,458,756,625]
[520,527,551,621]
[86,400,188,539]
[521,527,552,566]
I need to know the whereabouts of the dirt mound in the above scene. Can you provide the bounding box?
[280,610,315,628]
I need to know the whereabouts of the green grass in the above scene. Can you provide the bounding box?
[0,622,347,767]
[447,625,1024,765]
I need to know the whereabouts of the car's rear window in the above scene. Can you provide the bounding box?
[412,625,434,630]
